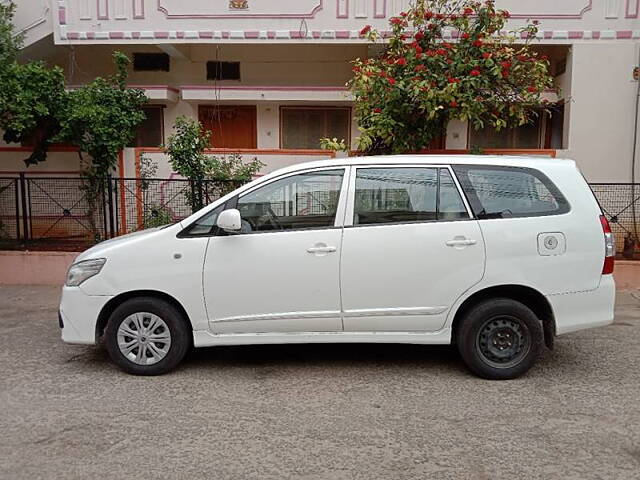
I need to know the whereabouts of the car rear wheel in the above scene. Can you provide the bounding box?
[105,297,190,375]
[456,298,543,380]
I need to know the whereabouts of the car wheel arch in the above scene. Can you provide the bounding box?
[96,290,193,341]
[450,284,556,350]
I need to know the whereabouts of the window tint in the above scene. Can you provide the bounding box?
[180,204,225,236]
[236,169,344,233]
[353,168,468,225]
[452,165,569,218]
[438,169,468,220]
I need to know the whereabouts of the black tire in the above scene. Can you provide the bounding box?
[456,298,543,380]
[104,297,191,375]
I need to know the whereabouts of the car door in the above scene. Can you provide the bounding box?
[340,165,485,332]
[203,167,347,334]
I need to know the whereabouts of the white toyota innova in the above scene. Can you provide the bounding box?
[59,156,615,379]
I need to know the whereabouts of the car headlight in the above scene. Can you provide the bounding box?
[66,258,107,287]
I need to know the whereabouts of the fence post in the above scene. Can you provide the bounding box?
[197,178,204,212]
[13,178,20,242]
[18,173,29,246]
[106,175,115,238]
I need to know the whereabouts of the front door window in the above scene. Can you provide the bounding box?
[236,169,345,233]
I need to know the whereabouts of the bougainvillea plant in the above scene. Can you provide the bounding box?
[350,0,554,154]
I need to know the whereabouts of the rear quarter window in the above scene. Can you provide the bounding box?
[452,165,570,219]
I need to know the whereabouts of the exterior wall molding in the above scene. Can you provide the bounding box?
[60,28,640,42]
[156,0,324,19]
[371,0,593,19]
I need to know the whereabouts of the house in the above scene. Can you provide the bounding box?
[2,0,639,184]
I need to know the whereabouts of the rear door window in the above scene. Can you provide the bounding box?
[353,167,469,225]
[452,165,569,219]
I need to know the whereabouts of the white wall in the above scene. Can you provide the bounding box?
[563,42,640,182]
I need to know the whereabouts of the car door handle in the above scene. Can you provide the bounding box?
[307,245,337,254]
[446,238,477,247]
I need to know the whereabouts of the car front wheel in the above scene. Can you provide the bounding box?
[104,297,190,375]
[456,298,543,380]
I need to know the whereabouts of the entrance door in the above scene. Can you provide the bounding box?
[203,168,347,334]
[340,166,486,332]
[198,105,257,148]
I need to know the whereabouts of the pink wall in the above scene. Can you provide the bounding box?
[0,251,79,286]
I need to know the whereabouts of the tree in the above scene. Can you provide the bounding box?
[165,116,263,210]
[0,2,23,65]
[0,2,68,166]
[57,52,148,177]
[349,0,553,154]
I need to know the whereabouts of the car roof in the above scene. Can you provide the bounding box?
[266,154,575,178]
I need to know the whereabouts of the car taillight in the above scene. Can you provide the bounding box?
[600,215,615,274]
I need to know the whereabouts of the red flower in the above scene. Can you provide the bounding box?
[450,100,458,107]
[425,11,434,19]
[436,48,447,56]
[390,17,404,25]
[396,57,407,66]
[463,7,474,15]
[352,66,361,73]
[400,11,408,17]
[461,32,470,40]
[425,50,436,57]
[470,69,481,76]
[415,45,423,54]
[473,39,483,47]
[482,52,492,59]
[415,31,425,41]
[501,69,509,78]
[388,77,396,85]
[435,13,444,19]
[500,61,512,69]
[448,76,459,84]
[414,64,426,72]
[517,54,528,61]
[541,55,549,61]
[450,14,458,20]
[502,10,511,18]
[527,86,537,93]
[373,108,382,113]
[360,25,371,36]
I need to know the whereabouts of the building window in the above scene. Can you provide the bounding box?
[206,61,241,81]
[133,53,170,72]
[469,114,543,149]
[281,107,351,150]
[468,108,564,150]
[129,106,164,147]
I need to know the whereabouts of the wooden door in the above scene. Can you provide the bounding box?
[198,105,257,148]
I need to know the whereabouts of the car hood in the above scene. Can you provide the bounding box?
[74,225,172,263]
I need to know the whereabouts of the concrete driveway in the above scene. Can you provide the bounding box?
[1,285,639,480]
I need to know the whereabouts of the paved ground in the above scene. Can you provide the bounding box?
[0,286,639,480]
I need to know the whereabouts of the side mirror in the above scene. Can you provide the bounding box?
[216,208,242,232]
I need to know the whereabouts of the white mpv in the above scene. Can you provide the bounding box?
[59,156,616,379]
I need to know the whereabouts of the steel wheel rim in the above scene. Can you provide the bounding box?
[117,312,171,366]
[476,315,531,369]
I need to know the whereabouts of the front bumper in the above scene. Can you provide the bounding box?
[59,286,113,345]
[548,275,616,336]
